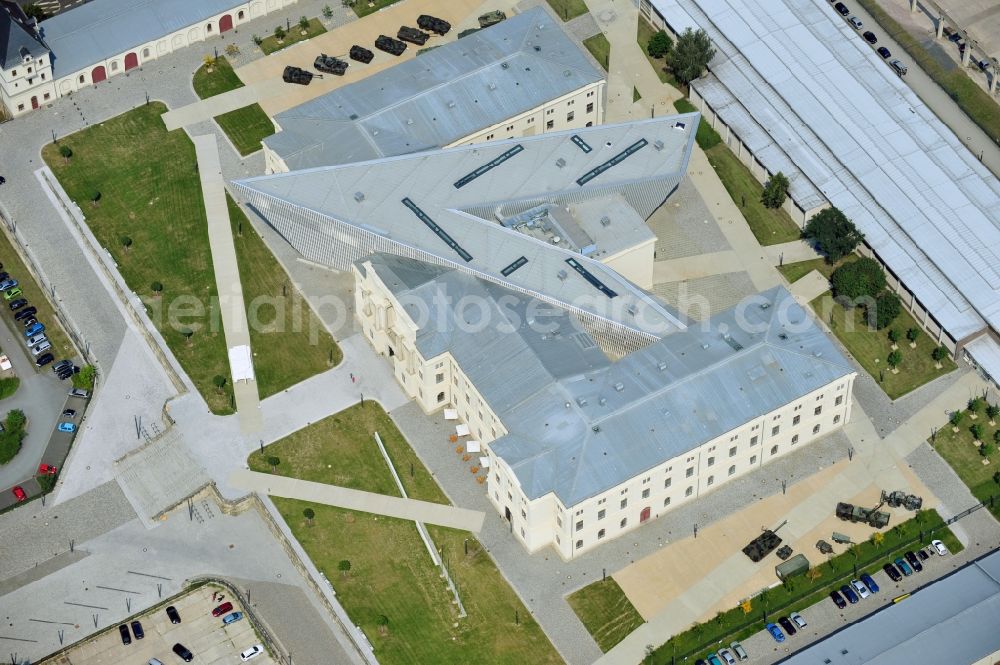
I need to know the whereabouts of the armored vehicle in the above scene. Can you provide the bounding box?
[417,14,451,35]
[375,35,407,56]
[282,66,313,85]
[314,53,348,75]
[397,26,430,46]
[742,530,782,563]
[478,10,507,28]
[836,501,890,528]
[349,45,374,63]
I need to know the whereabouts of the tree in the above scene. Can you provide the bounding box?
[870,531,884,548]
[299,15,310,31]
[151,281,163,297]
[203,54,217,71]
[994,429,1000,445]
[323,5,334,18]
[647,30,673,59]
[121,236,133,253]
[213,375,227,393]
[274,25,287,41]
[949,410,964,429]
[252,34,263,46]
[761,172,789,209]
[830,257,885,302]
[971,423,985,443]
[906,328,920,345]
[338,559,352,576]
[181,327,194,345]
[887,349,902,370]
[887,328,900,345]
[993,470,1000,486]
[22,3,48,21]
[980,441,995,457]
[867,292,900,330]
[303,507,315,525]
[90,190,102,207]
[376,614,389,635]
[932,345,948,363]
[266,455,280,472]
[987,404,999,424]
[802,207,863,264]
[969,396,984,413]
[59,144,73,163]
[667,28,715,85]
[740,598,752,614]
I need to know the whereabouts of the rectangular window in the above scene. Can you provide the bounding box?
[771,426,779,436]
[750,435,759,445]
[663,497,671,506]
[793,415,800,425]
[641,488,650,499]
[686,467,694,478]
[546,120,554,129]
[567,111,575,122]
[750,455,757,464]
[598,509,605,520]
[707,456,715,467]
[814,406,822,416]
[835,395,843,406]
[664,477,672,488]
[576,520,584,532]
[620,498,627,510]
[521,509,526,519]
[556,516,561,528]
[792,434,799,444]
[436,373,444,383]
[587,102,594,113]
[729,446,737,457]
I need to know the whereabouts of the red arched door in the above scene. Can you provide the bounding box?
[639,507,651,523]
[124,52,138,70]
[220,14,233,32]
[91,65,107,83]
[31,96,39,109]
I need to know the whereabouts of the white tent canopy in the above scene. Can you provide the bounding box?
[228,345,255,383]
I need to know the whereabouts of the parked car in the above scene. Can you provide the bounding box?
[118,624,132,645]
[222,611,244,625]
[730,642,748,661]
[862,30,877,44]
[240,644,265,661]
[889,59,907,76]
[884,562,903,581]
[895,557,913,575]
[829,589,847,608]
[860,572,880,594]
[876,46,891,58]
[38,463,58,475]
[905,550,923,572]
[789,612,807,629]
[57,422,76,433]
[848,16,863,29]
[22,317,37,329]
[69,387,90,398]
[172,643,194,662]
[166,605,182,624]
[34,352,54,367]
[14,306,36,320]
[211,602,233,617]
[8,298,27,311]
[130,620,144,639]
[778,616,797,636]
[718,648,737,665]
[917,548,929,561]
[25,333,47,347]
[707,655,723,665]
[932,539,950,556]
[12,485,27,502]
[4,287,23,300]
[834,2,850,15]
[53,360,73,373]
[24,322,44,337]
[0,278,17,290]
[840,584,860,603]
[148,659,164,665]
[850,579,870,599]
[31,341,52,357]
[766,622,785,643]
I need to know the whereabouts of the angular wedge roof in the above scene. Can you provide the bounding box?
[263,7,605,171]
[365,254,855,506]
[0,1,47,70]
[235,116,700,340]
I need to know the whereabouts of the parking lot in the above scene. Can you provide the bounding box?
[45,584,276,665]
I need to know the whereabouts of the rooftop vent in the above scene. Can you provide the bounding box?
[501,62,510,69]
[349,113,359,120]
[555,157,566,168]
[576,397,588,407]
[371,129,379,136]
[598,397,607,406]
[673,122,686,131]
[702,343,710,350]
[592,425,601,432]
[353,191,365,202]
[600,215,611,227]
[447,101,456,108]
[565,401,571,409]
[814,350,823,358]
[760,302,771,309]
[563,69,571,77]
[533,45,541,52]
[406,118,414,125]
[488,82,497,91]
[778,332,788,340]
[614,382,624,392]
[557,269,568,281]
[657,361,668,371]
[626,304,638,316]
[653,139,664,151]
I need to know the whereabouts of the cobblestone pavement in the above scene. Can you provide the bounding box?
[649,176,732,261]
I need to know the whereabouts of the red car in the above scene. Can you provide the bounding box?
[12,486,27,502]
[211,602,233,617]
[38,463,58,475]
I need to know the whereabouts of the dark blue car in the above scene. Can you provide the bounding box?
[860,573,880,594]
[840,584,860,604]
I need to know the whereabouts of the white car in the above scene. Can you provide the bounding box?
[718,648,737,665]
[240,645,265,661]
[849,16,863,29]
[931,539,950,556]
[850,579,871,599]
[789,611,807,629]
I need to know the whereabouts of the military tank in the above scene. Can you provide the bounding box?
[375,34,407,56]
[282,66,313,85]
[313,53,348,75]
[349,45,374,63]
[478,10,507,28]
[417,14,451,35]
[397,26,430,46]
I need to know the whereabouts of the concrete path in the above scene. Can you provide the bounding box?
[228,469,486,532]
[765,239,820,265]
[162,80,282,130]
[652,249,740,282]
[789,269,831,304]
[193,134,262,433]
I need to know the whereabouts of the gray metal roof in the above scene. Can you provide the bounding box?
[235,116,699,339]
[965,334,1000,384]
[0,1,47,70]
[653,0,1000,342]
[39,0,247,77]
[263,7,605,171]
[367,254,854,506]
[778,549,1000,665]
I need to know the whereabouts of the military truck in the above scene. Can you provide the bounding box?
[775,554,809,581]
[349,45,374,63]
[884,490,923,511]
[282,66,313,85]
[417,14,451,35]
[314,53,348,75]
[397,26,430,46]
[478,10,507,28]
[742,530,782,562]
[836,501,890,528]
[375,34,407,56]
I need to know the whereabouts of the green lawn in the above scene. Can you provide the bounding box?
[637,16,681,87]
[644,510,962,664]
[545,0,588,21]
[674,98,721,149]
[777,254,858,285]
[247,403,561,665]
[0,377,19,400]
[930,406,1000,519]
[857,0,1000,148]
[259,18,327,55]
[633,86,642,102]
[351,0,402,18]
[42,103,337,413]
[809,292,956,400]
[584,33,611,72]
[567,578,644,652]
[705,144,802,245]
[192,57,274,156]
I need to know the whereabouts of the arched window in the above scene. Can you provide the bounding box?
[770,445,779,456]
[597,529,605,540]
[78,74,85,83]
[142,47,150,58]
[728,465,736,476]
[620,518,627,528]
[436,392,445,403]
[207,23,213,32]
[685,486,693,497]
[575,540,583,550]
[238,10,245,19]
[706,475,714,486]
[813,424,821,434]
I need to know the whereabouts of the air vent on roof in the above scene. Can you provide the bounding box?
[563,69,571,77]
[599,397,607,406]
[600,215,611,227]
[654,139,664,151]
[349,113,358,120]
[592,425,601,432]
[501,62,510,69]
[354,191,365,202]
[657,361,668,371]
[778,332,788,340]
[371,129,379,136]
[555,157,566,168]
[447,101,456,108]
[534,45,541,52]
[565,401,571,408]
[614,382,624,392]
[489,82,497,91]
[760,302,771,309]
[576,397,588,407]
[673,122,686,131]
[557,269,568,281]
[814,350,823,358]
[702,343,710,350]
[406,118,414,125]
[626,304,638,316]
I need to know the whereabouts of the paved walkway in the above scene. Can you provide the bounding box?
[162,81,281,130]
[652,249,740,282]
[788,269,831,303]
[229,469,486,531]
[765,239,820,265]
[194,134,263,432]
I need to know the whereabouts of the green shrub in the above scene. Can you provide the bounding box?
[803,207,863,263]
[0,377,19,400]
[831,257,885,301]
[647,30,673,58]
[761,172,789,209]
[867,291,901,330]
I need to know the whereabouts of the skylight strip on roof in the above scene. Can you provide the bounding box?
[501,256,529,276]
[453,144,525,189]
[401,197,474,262]
[571,135,593,153]
[575,138,649,186]
[565,258,618,298]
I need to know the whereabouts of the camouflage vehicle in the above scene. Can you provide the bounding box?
[775,545,794,560]
[397,26,430,46]
[282,66,313,85]
[742,530,782,563]
[417,14,451,35]
[349,45,374,63]
[836,502,890,528]
[478,10,507,28]
[374,34,407,56]
[816,539,834,554]
[313,53,348,75]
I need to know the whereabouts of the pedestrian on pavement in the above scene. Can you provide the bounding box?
[350,372,356,383]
